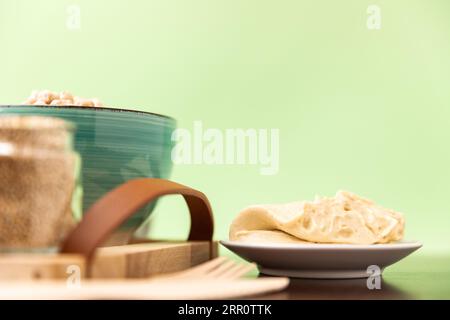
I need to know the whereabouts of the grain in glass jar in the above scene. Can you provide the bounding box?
[0,116,82,252]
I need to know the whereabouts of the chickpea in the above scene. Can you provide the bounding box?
[72,96,81,106]
[24,98,37,105]
[92,98,103,107]
[50,99,63,106]
[80,99,94,107]
[60,99,75,105]
[37,90,57,104]
[59,91,73,102]
[74,97,94,107]
[24,90,103,108]
[36,91,50,103]
[33,100,48,105]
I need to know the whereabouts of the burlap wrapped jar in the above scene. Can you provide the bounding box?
[0,116,81,252]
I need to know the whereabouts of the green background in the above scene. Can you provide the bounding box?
[1,0,449,255]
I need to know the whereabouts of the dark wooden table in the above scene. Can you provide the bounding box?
[246,254,450,299]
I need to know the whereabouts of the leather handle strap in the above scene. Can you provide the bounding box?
[61,178,214,258]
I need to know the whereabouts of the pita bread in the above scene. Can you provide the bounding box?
[230,191,404,244]
[232,230,310,244]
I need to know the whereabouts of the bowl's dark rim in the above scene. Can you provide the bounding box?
[0,105,176,122]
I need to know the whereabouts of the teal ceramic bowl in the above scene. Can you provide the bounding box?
[0,105,176,231]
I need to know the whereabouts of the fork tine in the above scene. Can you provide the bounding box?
[173,257,229,277]
[151,257,255,282]
[205,260,236,278]
[181,257,228,273]
[216,263,256,280]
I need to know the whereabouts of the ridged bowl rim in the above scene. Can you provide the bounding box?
[0,105,175,122]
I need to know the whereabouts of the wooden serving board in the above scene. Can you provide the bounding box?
[0,241,218,281]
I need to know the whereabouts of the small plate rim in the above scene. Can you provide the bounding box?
[220,239,423,251]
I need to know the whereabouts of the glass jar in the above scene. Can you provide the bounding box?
[0,116,82,252]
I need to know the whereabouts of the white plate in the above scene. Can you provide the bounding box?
[220,240,422,279]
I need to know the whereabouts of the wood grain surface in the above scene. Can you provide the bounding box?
[0,241,217,280]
